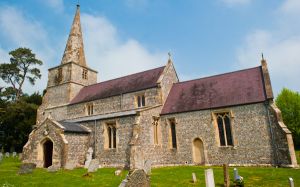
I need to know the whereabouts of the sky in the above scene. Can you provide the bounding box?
[0,0,299,96]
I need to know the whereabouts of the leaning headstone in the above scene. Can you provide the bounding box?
[12,152,17,157]
[18,163,36,174]
[65,160,77,170]
[84,147,93,169]
[289,178,294,187]
[143,160,152,175]
[115,169,122,176]
[88,159,99,173]
[5,152,9,157]
[223,164,230,187]
[205,169,215,187]
[192,173,197,183]
[47,165,59,173]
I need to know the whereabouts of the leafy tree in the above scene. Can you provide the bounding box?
[0,48,43,100]
[276,88,300,148]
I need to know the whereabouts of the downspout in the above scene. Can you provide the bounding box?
[94,120,97,159]
[264,100,279,166]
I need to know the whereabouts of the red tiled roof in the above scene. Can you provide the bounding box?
[70,66,165,104]
[161,66,268,115]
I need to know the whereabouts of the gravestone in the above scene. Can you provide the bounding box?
[47,165,59,173]
[0,154,2,162]
[192,173,197,183]
[84,147,93,169]
[115,169,122,176]
[5,152,9,157]
[0,152,3,158]
[233,168,240,180]
[12,152,17,157]
[205,169,215,187]
[223,164,230,187]
[19,153,22,160]
[124,169,150,187]
[289,178,294,187]
[88,159,99,173]
[65,160,77,170]
[18,163,36,174]
[143,160,151,175]
[119,179,128,187]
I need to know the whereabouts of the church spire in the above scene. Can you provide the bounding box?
[61,5,86,66]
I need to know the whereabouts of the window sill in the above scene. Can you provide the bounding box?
[219,146,237,149]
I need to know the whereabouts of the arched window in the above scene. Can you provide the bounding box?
[107,123,117,149]
[216,113,233,146]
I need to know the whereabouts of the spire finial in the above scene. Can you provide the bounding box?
[168,52,172,61]
[261,53,264,61]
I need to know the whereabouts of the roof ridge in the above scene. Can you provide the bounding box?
[174,66,261,85]
[85,66,166,88]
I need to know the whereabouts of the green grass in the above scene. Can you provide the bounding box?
[151,165,300,187]
[0,157,127,187]
[1,157,300,187]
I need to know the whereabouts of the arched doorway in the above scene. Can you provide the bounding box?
[43,139,53,168]
[192,138,205,165]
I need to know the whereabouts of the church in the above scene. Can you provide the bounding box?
[22,5,298,169]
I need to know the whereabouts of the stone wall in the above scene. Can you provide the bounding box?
[65,133,90,166]
[81,116,136,168]
[67,88,161,119]
[152,103,276,166]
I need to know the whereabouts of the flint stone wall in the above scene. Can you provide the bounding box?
[154,102,276,166]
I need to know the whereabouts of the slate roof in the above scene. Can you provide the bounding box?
[59,121,90,134]
[161,66,269,115]
[70,66,165,104]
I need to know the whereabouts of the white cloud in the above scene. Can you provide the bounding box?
[221,0,252,6]
[0,6,54,94]
[43,0,64,13]
[281,0,300,14]
[235,0,300,95]
[81,13,166,82]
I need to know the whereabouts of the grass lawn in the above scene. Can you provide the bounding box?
[0,157,127,187]
[0,156,300,187]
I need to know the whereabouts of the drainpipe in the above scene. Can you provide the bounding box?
[265,100,279,166]
[94,120,97,159]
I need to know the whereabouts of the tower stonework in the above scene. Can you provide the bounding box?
[36,5,97,123]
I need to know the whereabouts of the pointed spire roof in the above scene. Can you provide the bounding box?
[61,5,86,66]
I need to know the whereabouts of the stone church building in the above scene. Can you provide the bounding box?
[22,5,298,169]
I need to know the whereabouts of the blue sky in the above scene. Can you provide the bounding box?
[0,0,299,96]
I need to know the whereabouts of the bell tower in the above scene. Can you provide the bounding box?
[37,5,97,122]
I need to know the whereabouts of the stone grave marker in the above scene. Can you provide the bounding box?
[123,169,150,187]
[65,160,77,170]
[0,152,3,158]
[88,159,99,173]
[118,179,128,187]
[233,168,239,180]
[5,152,9,157]
[47,165,59,173]
[0,154,2,162]
[192,173,197,183]
[84,147,93,169]
[19,153,22,160]
[115,169,122,176]
[12,152,17,157]
[289,177,294,187]
[143,160,152,175]
[18,163,36,174]
[205,169,215,187]
[223,164,230,187]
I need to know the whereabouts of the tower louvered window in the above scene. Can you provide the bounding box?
[216,113,233,146]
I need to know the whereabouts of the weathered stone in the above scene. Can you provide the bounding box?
[5,152,9,157]
[205,169,215,187]
[12,152,17,157]
[118,179,128,187]
[18,163,36,174]
[289,177,294,187]
[234,168,240,181]
[192,173,197,183]
[115,169,122,176]
[65,160,77,170]
[84,147,93,169]
[18,153,22,160]
[125,169,150,187]
[143,160,151,175]
[47,165,59,172]
[87,159,99,173]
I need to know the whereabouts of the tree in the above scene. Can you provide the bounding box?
[0,48,43,100]
[276,88,300,148]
